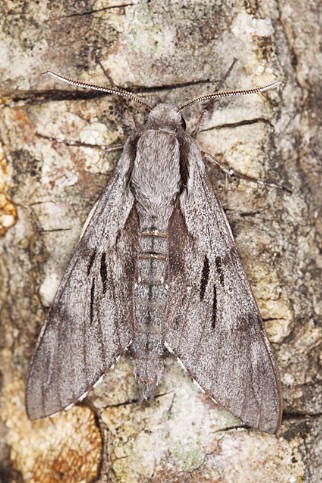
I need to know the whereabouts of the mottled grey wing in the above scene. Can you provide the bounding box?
[165,140,282,433]
[26,145,138,419]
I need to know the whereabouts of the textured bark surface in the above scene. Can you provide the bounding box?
[0,0,321,481]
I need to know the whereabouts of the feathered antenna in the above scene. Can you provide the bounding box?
[45,71,152,109]
[179,80,283,110]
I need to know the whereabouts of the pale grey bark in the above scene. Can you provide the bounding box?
[0,0,321,481]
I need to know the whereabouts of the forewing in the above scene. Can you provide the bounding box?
[26,143,139,419]
[165,140,282,433]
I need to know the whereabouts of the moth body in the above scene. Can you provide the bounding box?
[131,104,184,400]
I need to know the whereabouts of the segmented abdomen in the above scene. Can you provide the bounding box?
[132,229,168,400]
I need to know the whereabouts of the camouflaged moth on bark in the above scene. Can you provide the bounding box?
[26,73,283,433]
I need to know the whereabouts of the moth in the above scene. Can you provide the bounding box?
[26,72,283,433]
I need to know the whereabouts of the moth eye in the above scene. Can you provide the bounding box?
[180,116,186,130]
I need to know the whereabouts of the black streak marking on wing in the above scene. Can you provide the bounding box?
[200,255,210,301]
[90,278,95,325]
[148,283,153,302]
[178,135,189,189]
[215,256,224,285]
[212,284,217,328]
[100,252,108,293]
[87,249,96,276]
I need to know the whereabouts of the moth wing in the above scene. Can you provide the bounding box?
[26,145,138,419]
[165,140,282,433]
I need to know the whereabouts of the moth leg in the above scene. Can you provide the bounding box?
[96,56,116,86]
[35,133,124,152]
[202,151,292,193]
[121,106,138,132]
[191,59,238,137]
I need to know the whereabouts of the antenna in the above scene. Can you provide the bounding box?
[45,71,152,109]
[179,81,283,110]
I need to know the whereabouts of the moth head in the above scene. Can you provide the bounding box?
[146,103,186,131]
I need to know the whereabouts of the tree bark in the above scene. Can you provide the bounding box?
[0,0,321,481]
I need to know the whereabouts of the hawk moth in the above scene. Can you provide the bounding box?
[26,73,283,433]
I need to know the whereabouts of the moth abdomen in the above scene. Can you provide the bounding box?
[134,232,168,315]
[131,228,170,399]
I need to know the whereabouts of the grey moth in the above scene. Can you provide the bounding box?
[26,73,283,434]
